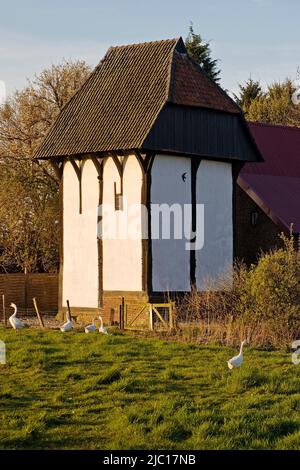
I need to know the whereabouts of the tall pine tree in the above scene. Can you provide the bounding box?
[185,24,221,83]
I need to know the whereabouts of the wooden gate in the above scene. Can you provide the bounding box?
[124,302,176,330]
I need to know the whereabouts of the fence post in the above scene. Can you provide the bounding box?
[66,300,72,321]
[118,298,125,330]
[149,304,153,331]
[119,297,125,330]
[24,268,28,316]
[33,297,45,329]
[169,303,173,329]
[2,295,6,326]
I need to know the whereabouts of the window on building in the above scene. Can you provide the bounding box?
[251,211,258,226]
[114,181,123,211]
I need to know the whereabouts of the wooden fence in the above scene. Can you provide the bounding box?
[0,273,58,318]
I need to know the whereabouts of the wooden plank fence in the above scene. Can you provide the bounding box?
[0,273,58,318]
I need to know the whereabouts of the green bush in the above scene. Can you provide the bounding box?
[238,234,300,345]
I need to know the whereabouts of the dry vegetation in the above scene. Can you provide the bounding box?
[175,233,300,349]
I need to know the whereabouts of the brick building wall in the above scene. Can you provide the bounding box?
[235,186,283,265]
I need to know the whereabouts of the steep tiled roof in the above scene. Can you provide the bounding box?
[170,50,238,113]
[35,38,241,158]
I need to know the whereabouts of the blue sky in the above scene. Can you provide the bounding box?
[1,0,300,97]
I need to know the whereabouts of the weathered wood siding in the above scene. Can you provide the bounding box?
[0,273,58,318]
[143,104,259,162]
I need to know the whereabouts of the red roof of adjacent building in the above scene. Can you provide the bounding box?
[239,122,300,233]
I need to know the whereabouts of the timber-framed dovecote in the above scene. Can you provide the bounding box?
[35,38,262,323]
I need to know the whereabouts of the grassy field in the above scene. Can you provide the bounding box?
[0,327,300,450]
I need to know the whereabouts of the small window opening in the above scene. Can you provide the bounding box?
[114,181,123,211]
[251,211,258,226]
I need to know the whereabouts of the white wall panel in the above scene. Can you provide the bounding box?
[102,154,143,291]
[62,159,99,307]
[151,155,191,292]
[196,160,233,290]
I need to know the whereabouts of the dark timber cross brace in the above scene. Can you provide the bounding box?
[68,158,82,214]
[111,151,123,177]
[89,155,105,309]
[133,150,156,297]
[190,158,201,289]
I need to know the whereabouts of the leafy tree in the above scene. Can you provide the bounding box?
[0,172,58,273]
[185,24,221,83]
[247,79,300,126]
[234,77,263,113]
[0,60,91,272]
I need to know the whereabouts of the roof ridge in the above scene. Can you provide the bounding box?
[248,121,300,132]
[108,37,180,51]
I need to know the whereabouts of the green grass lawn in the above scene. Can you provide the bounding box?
[0,327,300,450]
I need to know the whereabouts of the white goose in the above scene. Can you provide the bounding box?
[60,311,73,332]
[85,318,97,334]
[99,316,109,335]
[9,303,25,330]
[227,340,247,369]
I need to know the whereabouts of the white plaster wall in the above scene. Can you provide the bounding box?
[196,160,233,290]
[62,159,99,307]
[102,154,143,291]
[151,155,191,292]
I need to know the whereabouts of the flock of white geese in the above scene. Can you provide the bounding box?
[8,303,247,368]
[8,303,109,335]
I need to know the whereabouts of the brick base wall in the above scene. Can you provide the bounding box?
[58,291,152,327]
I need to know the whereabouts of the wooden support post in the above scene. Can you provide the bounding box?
[33,297,45,329]
[169,303,173,329]
[120,297,125,330]
[66,300,72,322]
[24,268,28,316]
[125,304,128,328]
[2,295,6,326]
[149,304,154,331]
[69,159,82,214]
